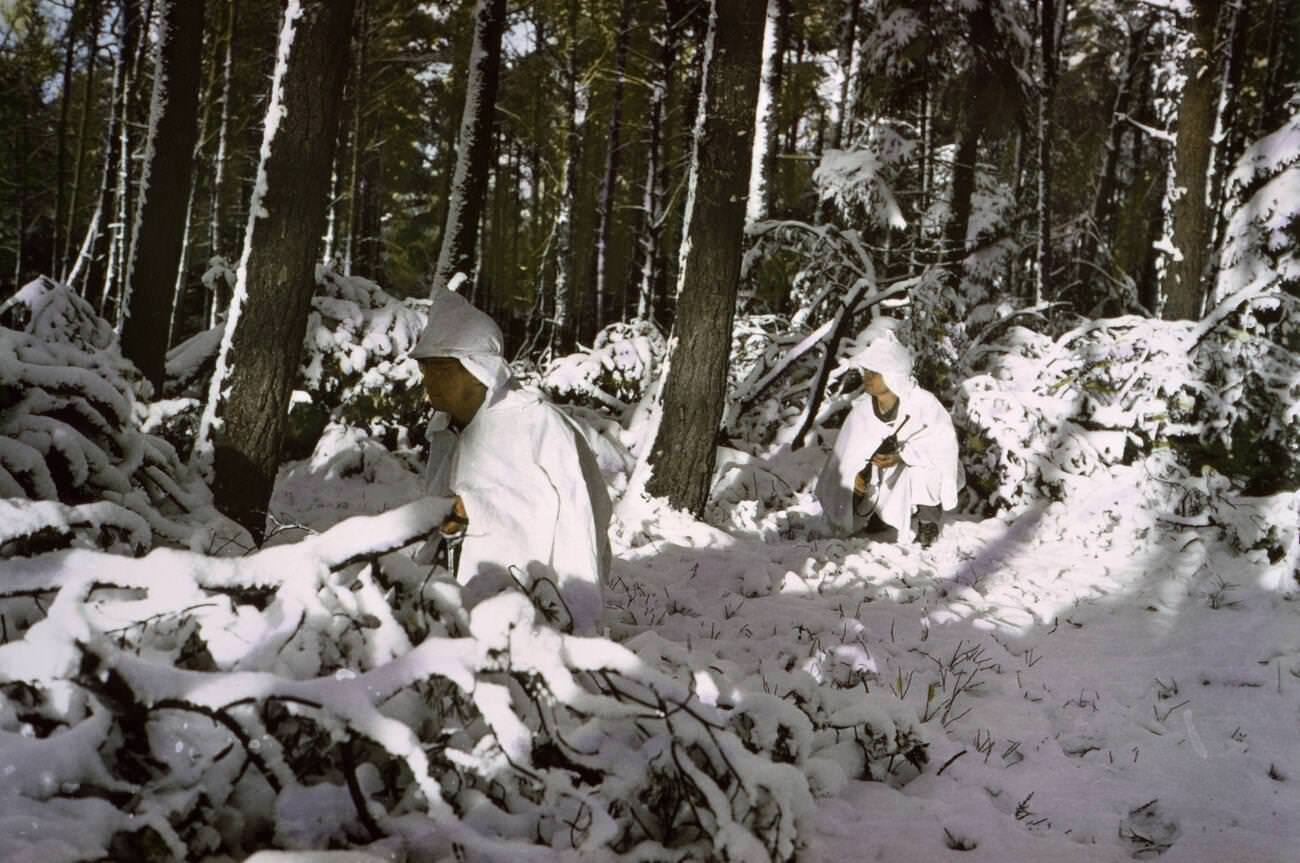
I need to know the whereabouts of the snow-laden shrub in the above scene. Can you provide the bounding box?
[725,313,824,446]
[0,498,923,861]
[955,292,1300,513]
[1216,100,1300,296]
[813,142,908,231]
[166,266,429,461]
[298,267,428,455]
[0,278,222,556]
[539,320,666,416]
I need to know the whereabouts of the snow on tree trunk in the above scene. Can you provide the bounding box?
[196,0,355,540]
[120,0,206,393]
[640,0,765,516]
[592,0,631,334]
[1163,0,1221,321]
[429,0,506,297]
[1207,0,1248,268]
[53,0,82,279]
[746,0,787,226]
[78,31,122,302]
[103,0,145,325]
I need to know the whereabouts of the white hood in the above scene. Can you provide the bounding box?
[847,332,914,395]
[411,288,511,396]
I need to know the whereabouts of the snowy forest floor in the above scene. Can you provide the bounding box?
[269,439,1300,863]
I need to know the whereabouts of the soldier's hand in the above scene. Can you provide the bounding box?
[853,472,868,496]
[871,452,901,469]
[440,496,468,536]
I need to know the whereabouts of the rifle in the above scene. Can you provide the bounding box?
[868,415,911,466]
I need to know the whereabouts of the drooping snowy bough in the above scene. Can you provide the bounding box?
[0,495,927,861]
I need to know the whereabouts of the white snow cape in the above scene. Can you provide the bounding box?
[415,288,611,634]
[816,336,961,542]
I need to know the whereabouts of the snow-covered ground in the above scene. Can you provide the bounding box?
[259,438,1300,863]
[3,272,1296,862]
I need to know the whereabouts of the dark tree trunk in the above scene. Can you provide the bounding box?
[552,0,585,353]
[64,0,101,278]
[592,0,632,334]
[1163,0,1221,320]
[120,0,206,392]
[1259,0,1299,132]
[914,0,933,269]
[1078,18,1148,289]
[210,0,236,262]
[1035,0,1057,305]
[207,0,356,539]
[430,0,506,295]
[830,0,858,150]
[631,0,686,323]
[167,0,224,348]
[785,18,804,156]
[345,0,369,276]
[644,0,764,515]
[942,2,998,276]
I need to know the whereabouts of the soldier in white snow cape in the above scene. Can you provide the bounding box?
[815,333,961,546]
[411,287,611,634]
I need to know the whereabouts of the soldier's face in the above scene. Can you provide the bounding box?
[862,370,893,398]
[420,357,481,415]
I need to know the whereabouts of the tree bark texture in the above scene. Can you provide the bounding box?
[1035,0,1057,305]
[121,0,206,392]
[592,0,631,333]
[942,1,999,276]
[644,0,764,515]
[830,0,858,150]
[430,0,505,296]
[1082,18,1148,281]
[211,0,355,539]
[632,0,686,323]
[551,0,585,353]
[1163,0,1221,320]
[64,0,101,278]
[210,0,237,261]
[1259,0,1299,132]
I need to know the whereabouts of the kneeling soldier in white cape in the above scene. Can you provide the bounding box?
[411,287,611,634]
[815,333,962,546]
